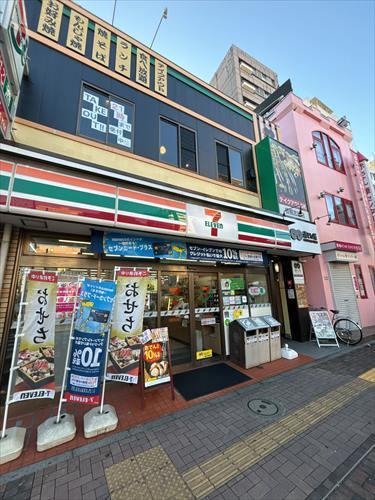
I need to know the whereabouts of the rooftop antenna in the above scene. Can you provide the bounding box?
[111,0,117,26]
[150,7,168,49]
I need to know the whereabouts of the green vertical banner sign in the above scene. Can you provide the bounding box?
[256,137,310,220]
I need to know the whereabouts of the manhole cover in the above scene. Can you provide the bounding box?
[247,399,279,416]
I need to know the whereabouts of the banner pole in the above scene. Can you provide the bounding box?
[56,279,81,424]
[99,320,112,414]
[1,268,28,440]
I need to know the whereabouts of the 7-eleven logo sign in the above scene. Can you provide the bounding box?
[204,209,223,237]
[187,204,238,242]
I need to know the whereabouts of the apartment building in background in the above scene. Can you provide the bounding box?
[210,45,279,111]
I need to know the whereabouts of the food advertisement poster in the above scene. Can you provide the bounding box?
[107,269,149,384]
[56,281,79,325]
[143,328,170,388]
[12,271,57,402]
[295,284,308,309]
[65,280,115,405]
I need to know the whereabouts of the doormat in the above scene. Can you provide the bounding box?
[173,363,251,401]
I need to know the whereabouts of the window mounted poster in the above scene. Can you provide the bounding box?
[79,85,134,151]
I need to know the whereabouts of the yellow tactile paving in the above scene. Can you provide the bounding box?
[182,376,373,498]
[104,368,373,500]
[359,367,375,382]
[105,445,193,499]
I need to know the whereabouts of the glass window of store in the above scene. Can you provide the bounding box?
[160,271,191,366]
[193,272,221,361]
[3,234,100,393]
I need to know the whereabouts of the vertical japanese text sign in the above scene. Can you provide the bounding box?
[12,272,57,402]
[37,0,63,42]
[136,49,150,87]
[107,269,149,384]
[154,60,167,96]
[66,10,88,55]
[65,280,116,405]
[92,24,111,67]
[115,37,132,78]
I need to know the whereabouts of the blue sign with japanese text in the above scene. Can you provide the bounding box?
[187,244,265,265]
[65,280,116,405]
[103,233,187,260]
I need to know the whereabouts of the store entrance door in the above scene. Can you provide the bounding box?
[193,272,222,364]
[160,271,191,367]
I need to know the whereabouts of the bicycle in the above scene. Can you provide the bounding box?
[330,309,363,345]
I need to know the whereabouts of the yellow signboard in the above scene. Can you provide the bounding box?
[196,349,213,360]
[115,37,132,78]
[154,59,168,96]
[37,0,63,42]
[66,10,88,55]
[136,49,150,88]
[92,24,111,67]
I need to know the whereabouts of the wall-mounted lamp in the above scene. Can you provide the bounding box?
[274,262,280,273]
[314,213,331,224]
[310,143,317,150]
[337,187,344,194]
[317,191,326,199]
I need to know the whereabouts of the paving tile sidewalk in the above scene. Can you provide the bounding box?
[0,354,312,475]
[0,343,374,500]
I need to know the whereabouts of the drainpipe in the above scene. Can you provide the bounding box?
[0,224,12,292]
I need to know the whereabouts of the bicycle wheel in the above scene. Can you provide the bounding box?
[334,318,363,345]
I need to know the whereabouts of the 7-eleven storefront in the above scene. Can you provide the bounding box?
[0,153,302,384]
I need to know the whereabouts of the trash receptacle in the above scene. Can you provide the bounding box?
[229,318,260,369]
[251,316,270,364]
[261,316,281,361]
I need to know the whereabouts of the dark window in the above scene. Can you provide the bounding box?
[354,265,367,299]
[78,84,134,151]
[324,194,358,227]
[344,200,357,226]
[312,131,344,173]
[159,118,197,171]
[159,119,178,166]
[180,127,197,171]
[216,143,230,183]
[216,143,245,187]
[334,196,346,224]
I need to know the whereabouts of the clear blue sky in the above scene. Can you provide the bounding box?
[77,0,374,159]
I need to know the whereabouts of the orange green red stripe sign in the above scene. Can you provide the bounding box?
[117,188,186,234]
[237,214,291,248]
[0,160,14,208]
[1,160,291,249]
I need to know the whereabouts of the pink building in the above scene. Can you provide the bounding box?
[269,93,375,331]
